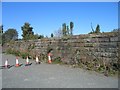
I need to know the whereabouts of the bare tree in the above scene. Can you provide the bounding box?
[54,27,63,38]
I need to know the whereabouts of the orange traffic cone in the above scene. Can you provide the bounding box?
[36,56,39,63]
[36,56,38,62]
[48,53,52,64]
[25,56,32,66]
[5,59,8,68]
[36,56,40,64]
[15,57,20,67]
[26,56,29,64]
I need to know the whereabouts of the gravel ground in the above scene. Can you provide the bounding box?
[1,54,118,88]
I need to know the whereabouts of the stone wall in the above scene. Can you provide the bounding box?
[3,32,119,72]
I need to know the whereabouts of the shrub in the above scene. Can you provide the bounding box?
[52,57,62,64]
[14,50,20,56]
[20,52,29,59]
[6,48,13,54]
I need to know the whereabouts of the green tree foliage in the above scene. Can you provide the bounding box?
[62,23,67,36]
[0,25,3,33]
[70,21,74,35]
[112,29,120,32]
[0,25,3,44]
[33,34,44,39]
[38,35,44,39]
[21,22,34,40]
[54,22,74,37]
[95,24,100,33]
[89,24,101,34]
[2,28,18,44]
[67,25,69,35]
[21,22,44,40]
[51,33,54,37]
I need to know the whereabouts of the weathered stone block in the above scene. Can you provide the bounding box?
[99,42,117,48]
[110,37,119,42]
[84,43,95,47]
[98,38,110,42]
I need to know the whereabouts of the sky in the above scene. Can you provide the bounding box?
[2,2,118,39]
[1,0,120,2]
